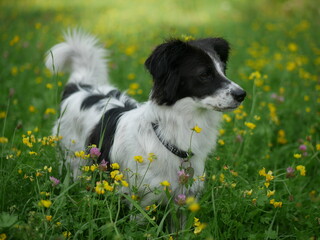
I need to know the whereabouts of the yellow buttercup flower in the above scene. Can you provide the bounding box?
[160,180,171,187]
[111,163,120,169]
[134,155,144,163]
[244,122,256,130]
[38,200,52,208]
[293,153,302,159]
[192,125,202,133]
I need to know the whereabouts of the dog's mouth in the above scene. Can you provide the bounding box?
[205,102,242,112]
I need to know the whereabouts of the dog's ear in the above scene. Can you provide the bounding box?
[193,38,230,64]
[145,39,187,105]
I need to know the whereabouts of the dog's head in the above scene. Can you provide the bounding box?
[145,38,246,111]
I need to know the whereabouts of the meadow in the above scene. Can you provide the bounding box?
[0,0,319,239]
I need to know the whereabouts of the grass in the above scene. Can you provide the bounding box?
[0,0,319,239]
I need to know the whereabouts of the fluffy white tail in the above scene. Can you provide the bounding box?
[45,30,109,85]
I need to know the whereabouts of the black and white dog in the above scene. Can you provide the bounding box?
[45,31,246,207]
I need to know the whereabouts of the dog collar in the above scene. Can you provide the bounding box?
[151,122,194,160]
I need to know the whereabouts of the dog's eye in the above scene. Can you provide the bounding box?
[198,72,211,82]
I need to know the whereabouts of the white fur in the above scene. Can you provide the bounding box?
[47,31,226,207]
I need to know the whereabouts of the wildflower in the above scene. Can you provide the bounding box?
[111,163,120,169]
[193,217,206,234]
[44,108,56,115]
[46,83,53,89]
[74,151,90,159]
[286,167,295,178]
[267,190,275,197]
[127,73,136,80]
[219,129,226,135]
[244,189,253,196]
[293,153,302,159]
[192,125,202,133]
[148,153,157,162]
[223,114,232,122]
[0,137,8,144]
[28,105,36,112]
[254,115,261,120]
[90,164,98,171]
[134,155,144,163]
[103,180,114,191]
[175,194,186,206]
[296,165,306,176]
[125,45,137,56]
[178,169,190,185]
[316,144,320,151]
[45,215,52,221]
[218,139,225,146]
[186,197,200,212]
[110,170,120,179]
[0,233,7,240]
[270,199,283,208]
[29,151,38,155]
[99,159,108,171]
[244,122,256,130]
[49,176,60,186]
[62,231,72,238]
[95,182,105,195]
[44,166,52,173]
[219,173,225,183]
[131,194,138,201]
[121,180,129,187]
[90,147,101,158]
[160,180,171,187]
[299,144,307,151]
[82,166,90,172]
[277,129,287,144]
[18,169,23,174]
[288,43,298,52]
[0,112,7,119]
[38,200,52,208]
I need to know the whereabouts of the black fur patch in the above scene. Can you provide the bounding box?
[87,98,137,163]
[81,89,122,110]
[61,83,93,101]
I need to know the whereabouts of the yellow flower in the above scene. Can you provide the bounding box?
[219,129,226,135]
[29,151,38,156]
[0,112,7,119]
[134,155,144,163]
[103,180,114,192]
[131,194,138,201]
[296,165,306,176]
[45,215,52,221]
[62,231,71,238]
[254,115,261,121]
[148,153,157,162]
[244,189,253,196]
[129,83,140,90]
[218,139,225,146]
[223,114,232,122]
[193,217,206,234]
[46,83,53,89]
[38,200,52,208]
[160,180,171,187]
[288,43,298,52]
[0,137,8,144]
[95,182,105,195]
[111,163,120,169]
[244,122,256,130]
[294,153,302,159]
[264,182,270,188]
[110,170,120,179]
[189,202,200,212]
[44,108,56,115]
[192,125,202,133]
[316,144,320,151]
[127,73,136,80]
[219,173,225,183]
[90,164,97,172]
[270,199,282,208]
[121,180,129,187]
[267,190,275,197]
[0,233,7,240]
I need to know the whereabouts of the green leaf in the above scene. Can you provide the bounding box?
[0,212,18,228]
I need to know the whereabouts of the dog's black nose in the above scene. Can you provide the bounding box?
[231,88,246,102]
